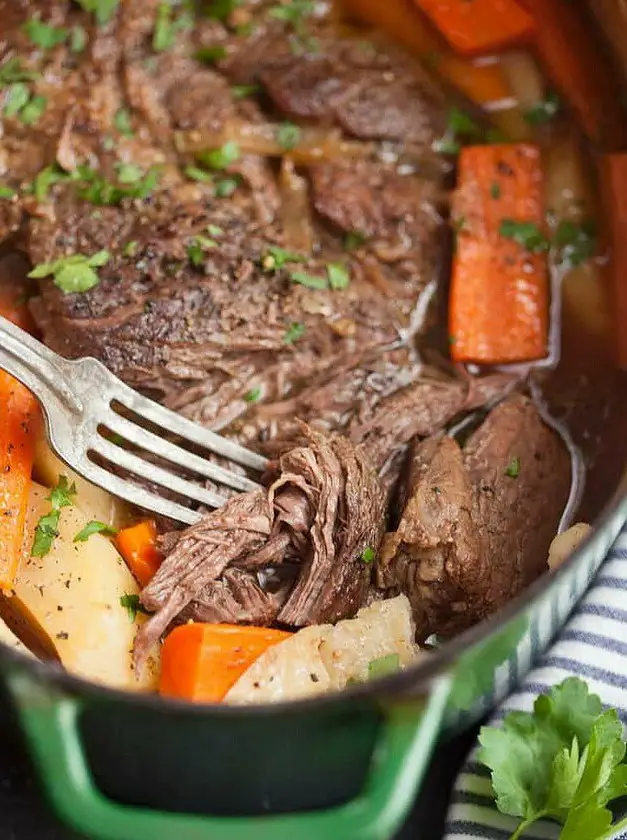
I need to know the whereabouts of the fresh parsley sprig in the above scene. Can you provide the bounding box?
[31,476,77,557]
[479,677,627,840]
[28,250,111,294]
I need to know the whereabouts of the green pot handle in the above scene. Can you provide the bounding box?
[7,670,452,840]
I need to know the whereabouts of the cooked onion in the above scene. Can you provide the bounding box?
[176,120,374,165]
[279,158,314,254]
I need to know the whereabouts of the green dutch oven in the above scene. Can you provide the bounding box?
[0,481,626,840]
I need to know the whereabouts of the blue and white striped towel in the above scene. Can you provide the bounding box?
[444,525,627,840]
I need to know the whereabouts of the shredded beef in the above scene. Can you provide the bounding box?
[134,428,385,668]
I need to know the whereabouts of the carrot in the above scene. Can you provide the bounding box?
[160,623,292,703]
[523,0,627,150]
[412,0,535,57]
[0,299,41,592]
[116,520,162,587]
[449,143,549,365]
[600,153,627,369]
[340,0,514,112]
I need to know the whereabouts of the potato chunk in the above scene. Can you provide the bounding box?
[226,595,421,705]
[11,482,158,691]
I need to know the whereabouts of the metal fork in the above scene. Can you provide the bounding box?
[0,316,267,525]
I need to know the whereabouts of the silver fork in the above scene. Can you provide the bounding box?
[0,316,267,525]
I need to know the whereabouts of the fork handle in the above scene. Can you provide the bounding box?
[0,315,83,416]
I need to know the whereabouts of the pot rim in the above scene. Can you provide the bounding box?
[2,468,626,717]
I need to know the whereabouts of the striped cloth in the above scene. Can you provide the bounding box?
[444,525,627,840]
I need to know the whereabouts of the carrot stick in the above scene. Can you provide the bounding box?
[412,0,535,57]
[449,143,549,365]
[340,0,514,111]
[523,0,627,150]
[600,153,627,369]
[116,520,162,587]
[160,624,292,703]
[0,298,41,593]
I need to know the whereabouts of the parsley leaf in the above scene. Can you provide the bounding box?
[76,0,120,26]
[525,92,561,127]
[244,387,261,403]
[360,546,375,564]
[153,2,192,52]
[327,262,350,290]
[184,164,213,183]
[214,177,239,197]
[114,107,133,137]
[0,186,16,200]
[0,58,37,86]
[505,457,520,478]
[23,19,69,49]
[120,593,149,622]
[433,106,484,155]
[232,84,259,99]
[70,25,87,53]
[499,218,550,254]
[32,164,68,202]
[31,476,77,557]
[3,83,30,118]
[368,654,400,680]
[187,235,217,266]
[276,121,301,150]
[73,521,118,542]
[289,270,327,290]
[19,95,46,126]
[478,678,627,840]
[28,250,111,294]
[283,321,305,344]
[197,140,241,170]
[262,245,306,271]
[194,46,227,64]
[553,219,598,269]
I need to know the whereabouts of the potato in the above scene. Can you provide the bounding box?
[0,617,34,658]
[226,595,421,705]
[13,482,159,692]
[34,439,129,529]
[548,523,592,571]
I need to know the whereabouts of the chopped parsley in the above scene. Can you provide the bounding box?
[75,163,159,205]
[73,521,118,542]
[31,476,77,557]
[499,219,550,254]
[28,250,111,294]
[344,231,366,251]
[184,164,213,183]
[232,84,259,100]
[120,593,149,622]
[194,46,228,64]
[360,546,375,564]
[123,240,139,258]
[490,182,502,200]
[197,141,241,170]
[70,25,88,53]
[276,121,301,150]
[207,224,223,237]
[214,176,239,197]
[244,387,261,403]
[326,262,350,290]
[76,0,120,26]
[433,106,483,155]
[283,321,305,344]
[187,235,217,266]
[114,107,134,137]
[32,164,68,202]
[289,270,327,290]
[262,245,306,271]
[505,457,520,478]
[0,186,16,200]
[19,95,47,126]
[203,0,241,21]
[153,2,193,52]
[368,654,400,680]
[524,92,561,127]
[0,58,37,86]
[553,218,597,269]
[23,19,69,49]
[3,83,31,118]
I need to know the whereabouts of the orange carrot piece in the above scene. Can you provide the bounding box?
[600,153,627,369]
[449,144,549,365]
[116,520,162,587]
[523,0,627,150]
[412,0,535,57]
[0,299,40,592]
[341,0,513,110]
[160,624,292,703]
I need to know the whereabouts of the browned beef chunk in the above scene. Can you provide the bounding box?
[379,396,572,638]
[134,429,385,668]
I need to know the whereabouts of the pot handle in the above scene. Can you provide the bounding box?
[7,670,452,840]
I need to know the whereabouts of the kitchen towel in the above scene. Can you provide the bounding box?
[444,524,627,840]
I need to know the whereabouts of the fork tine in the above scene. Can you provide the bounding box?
[112,375,268,472]
[102,411,261,494]
[72,452,202,525]
[94,438,232,511]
